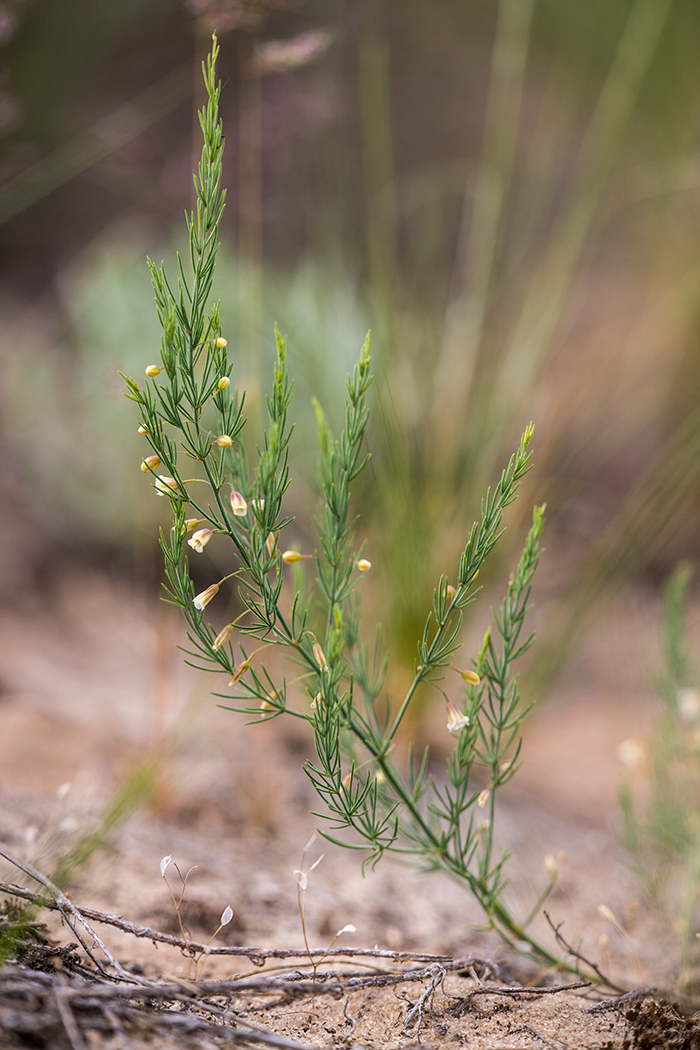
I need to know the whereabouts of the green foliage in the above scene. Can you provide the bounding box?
[620,563,700,989]
[124,39,567,972]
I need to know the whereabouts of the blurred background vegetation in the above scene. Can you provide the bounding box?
[1,0,700,700]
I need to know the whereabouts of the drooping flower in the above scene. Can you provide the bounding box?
[228,660,250,685]
[215,434,233,448]
[446,703,470,735]
[193,583,219,611]
[477,789,489,808]
[215,337,228,349]
[145,364,162,377]
[282,549,302,564]
[356,559,371,572]
[155,476,179,496]
[212,623,234,651]
[140,455,161,472]
[230,489,247,516]
[217,376,230,391]
[313,642,328,671]
[188,528,213,553]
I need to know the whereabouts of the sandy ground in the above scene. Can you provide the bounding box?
[0,565,695,1047]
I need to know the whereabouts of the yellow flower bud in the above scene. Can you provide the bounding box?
[356,559,371,572]
[193,582,219,611]
[282,549,302,564]
[188,528,213,553]
[184,518,201,533]
[460,669,480,685]
[212,623,234,651]
[217,376,230,391]
[446,584,456,601]
[138,424,148,435]
[310,692,321,710]
[145,364,162,377]
[215,434,233,448]
[477,789,489,808]
[266,532,276,558]
[342,772,352,789]
[375,769,386,785]
[215,336,228,348]
[140,455,161,472]
[230,489,247,516]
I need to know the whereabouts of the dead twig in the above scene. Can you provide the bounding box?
[543,911,626,994]
[0,851,141,985]
[585,988,653,1014]
[506,1023,568,1049]
[0,878,456,965]
[53,984,88,1050]
[449,981,592,1018]
[401,964,447,1037]
[342,993,356,1033]
[0,964,318,1049]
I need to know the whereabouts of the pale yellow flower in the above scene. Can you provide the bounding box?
[155,476,178,496]
[188,528,213,553]
[213,623,234,651]
[313,642,328,671]
[228,660,250,685]
[140,455,161,472]
[446,703,470,735]
[230,489,247,516]
[193,583,219,611]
